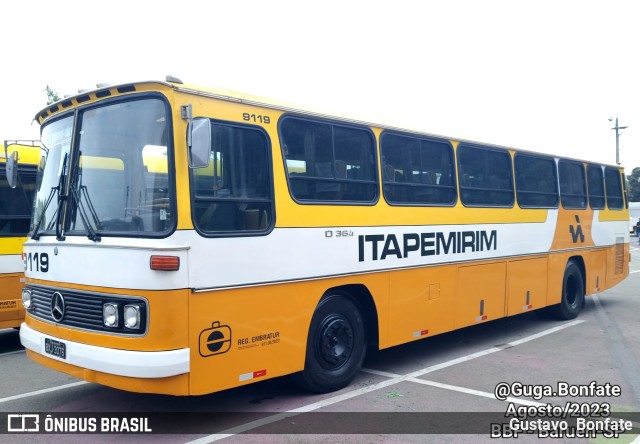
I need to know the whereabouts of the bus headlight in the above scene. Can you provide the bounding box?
[22,289,32,310]
[103,303,119,327]
[123,304,141,329]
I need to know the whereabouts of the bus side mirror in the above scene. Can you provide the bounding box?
[188,118,211,169]
[5,150,19,188]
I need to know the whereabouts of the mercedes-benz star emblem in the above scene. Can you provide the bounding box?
[50,292,65,322]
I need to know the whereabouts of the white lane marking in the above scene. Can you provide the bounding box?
[0,349,25,357]
[184,320,583,443]
[184,377,405,443]
[406,319,583,379]
[363,368,543,406]
[407,378,544,407]
[0,381,89,404]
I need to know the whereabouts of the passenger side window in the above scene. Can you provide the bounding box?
[514,154,558,208]
[558,160,587,209]
[586,164,606,210]
[279,117,377,203]
[604,167,624,210]
[380,133,456,205]
[457,144,514,207]
[191,121,273,235]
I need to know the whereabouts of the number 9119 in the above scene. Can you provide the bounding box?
[25,252,49,272]
[242,113,270,124]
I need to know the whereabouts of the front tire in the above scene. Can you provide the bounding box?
[550,261,585,320]
[294,293,366,393]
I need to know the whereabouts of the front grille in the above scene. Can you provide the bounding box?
[27,285,147,335]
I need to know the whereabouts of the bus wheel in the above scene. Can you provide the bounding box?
[294,294,366,393]
[550,261,585,320]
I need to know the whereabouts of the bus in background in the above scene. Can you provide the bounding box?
[19,79,629,395]
[1,140,38,329]
[629,202,640,234]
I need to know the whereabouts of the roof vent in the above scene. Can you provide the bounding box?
[166,75,183,84]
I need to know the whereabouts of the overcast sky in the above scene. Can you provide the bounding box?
[2,0,639,170]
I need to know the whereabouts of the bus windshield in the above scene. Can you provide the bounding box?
[33,98,173,238]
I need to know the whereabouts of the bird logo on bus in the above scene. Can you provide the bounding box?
[569,215,585,244]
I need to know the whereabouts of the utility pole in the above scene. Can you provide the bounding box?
[609,116,628,165]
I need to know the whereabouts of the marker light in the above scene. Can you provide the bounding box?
[123,304,141,329]
[103,303,119,327]
[22,289,32,310]
[150,255,180,271]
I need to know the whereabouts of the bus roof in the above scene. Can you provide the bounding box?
[2,140,40,165]
[35,79,624,169]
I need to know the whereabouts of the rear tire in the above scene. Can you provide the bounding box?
[294,293,366,393]
[549,261,585,320]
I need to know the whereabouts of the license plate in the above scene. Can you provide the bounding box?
[44,338,66,359]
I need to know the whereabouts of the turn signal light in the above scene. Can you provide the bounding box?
[150,255,180,271]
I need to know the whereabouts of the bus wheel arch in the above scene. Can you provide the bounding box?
[550,257,585,320]
[294,285,375,393]
[335,284,379,350]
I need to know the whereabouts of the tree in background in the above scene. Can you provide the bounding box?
[627,167,640,202]
[44,85,60,105]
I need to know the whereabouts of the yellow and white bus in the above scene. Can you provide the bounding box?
[19,79,629,395]
[1,140,39,329]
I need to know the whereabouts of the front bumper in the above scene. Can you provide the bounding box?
[20,323,189,378]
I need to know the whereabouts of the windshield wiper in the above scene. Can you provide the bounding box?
[69,184,101,242]
[31,151,67,240]
[68,151,102,242]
